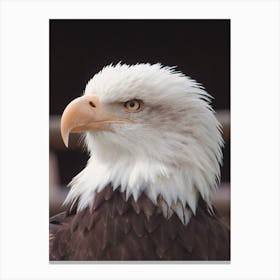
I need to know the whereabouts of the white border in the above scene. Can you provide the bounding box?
[0,1,279,279]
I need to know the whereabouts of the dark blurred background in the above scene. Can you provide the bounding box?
[49,20,230,219]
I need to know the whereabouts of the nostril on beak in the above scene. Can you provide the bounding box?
[89,101,96,108]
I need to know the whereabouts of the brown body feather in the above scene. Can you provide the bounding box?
[50,184,230,261]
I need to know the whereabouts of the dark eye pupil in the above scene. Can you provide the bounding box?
[124,99,143,111]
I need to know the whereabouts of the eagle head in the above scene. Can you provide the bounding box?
[61,63,223,223]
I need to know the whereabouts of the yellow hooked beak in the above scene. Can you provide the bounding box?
[60,95,132,147]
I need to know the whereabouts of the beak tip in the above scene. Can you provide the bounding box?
[61,128,69,148]
[63,134,69,148]
[64,140,69,148]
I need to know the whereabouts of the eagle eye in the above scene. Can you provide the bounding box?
[124,99,144,113]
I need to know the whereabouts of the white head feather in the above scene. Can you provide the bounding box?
[64,63,223,222]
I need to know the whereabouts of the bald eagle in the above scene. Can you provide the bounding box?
[50,63,230,261]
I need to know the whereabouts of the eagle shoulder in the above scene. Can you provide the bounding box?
[49,184,230,261]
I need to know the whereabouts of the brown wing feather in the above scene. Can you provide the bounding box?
[50,184,230,261]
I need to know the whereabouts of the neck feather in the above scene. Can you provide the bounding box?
[63,156,216,224]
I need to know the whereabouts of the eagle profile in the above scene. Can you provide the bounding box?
[50,63,230,261]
